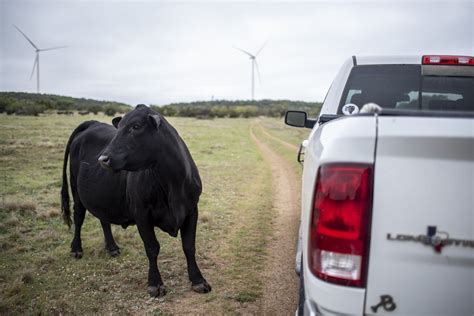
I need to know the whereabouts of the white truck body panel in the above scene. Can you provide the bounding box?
[365,116,474,315]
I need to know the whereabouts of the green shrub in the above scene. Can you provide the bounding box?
[104,106,117,116]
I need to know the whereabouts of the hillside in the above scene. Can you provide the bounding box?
[0,92,131,116]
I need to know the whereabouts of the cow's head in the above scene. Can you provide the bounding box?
[98,104,164,172]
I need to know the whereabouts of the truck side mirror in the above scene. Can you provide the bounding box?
[285,111,316,128]
[285,111,306,127]
[285,111,317,128]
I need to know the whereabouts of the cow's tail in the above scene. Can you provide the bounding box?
[61,121,97,228]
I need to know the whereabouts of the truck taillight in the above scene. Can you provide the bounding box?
[308,164,373,287]
[422,55,474,65]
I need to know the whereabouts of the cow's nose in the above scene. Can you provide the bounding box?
[98,155,111,167]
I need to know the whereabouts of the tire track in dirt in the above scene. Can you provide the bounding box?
[250,123,300,315]
[257,124,299,152]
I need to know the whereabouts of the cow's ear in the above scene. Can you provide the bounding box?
[148,114,161,129]
[112,116,122,129]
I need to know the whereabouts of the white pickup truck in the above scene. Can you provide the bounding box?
[285,55,474,316]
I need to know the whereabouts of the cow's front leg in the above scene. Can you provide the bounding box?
[137,221,166,297]
[100,221,121,257]
[180,208,211,294]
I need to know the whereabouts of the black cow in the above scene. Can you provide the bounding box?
[61,104,211,297]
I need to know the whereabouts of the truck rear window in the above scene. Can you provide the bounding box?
[339,65,474,113]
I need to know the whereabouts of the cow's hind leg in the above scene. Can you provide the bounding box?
[137,221,166,297]
[100,221,121,257]
[181,208,211,294]
[70,199,86,259]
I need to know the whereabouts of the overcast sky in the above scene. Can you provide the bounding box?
[1,0,472,105]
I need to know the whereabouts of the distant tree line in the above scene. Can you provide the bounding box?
[152,99,322,118]
[0,92,131,116]
[0,93,322,118]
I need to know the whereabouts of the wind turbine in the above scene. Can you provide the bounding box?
[235,41,267,100]
[13,24,67,94]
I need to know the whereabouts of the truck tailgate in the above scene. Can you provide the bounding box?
[365,116,474,315]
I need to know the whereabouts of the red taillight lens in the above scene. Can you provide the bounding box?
[422,55,474,65]
[308,164,372,287]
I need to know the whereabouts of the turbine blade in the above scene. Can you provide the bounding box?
[13,24,39,50]
[40,45,68,52]
[233,46,254,58]
[255,40,268,57]
[30,55,38,80]
[254,59,262,85]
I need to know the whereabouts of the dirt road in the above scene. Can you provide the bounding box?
[250,123,300,315]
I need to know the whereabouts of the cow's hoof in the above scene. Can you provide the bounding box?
[148,285,166,298]
[70,251,83,259]
[108,248,121,257]
[192,281,212,294]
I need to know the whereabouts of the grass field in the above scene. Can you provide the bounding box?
[0,114,309,314]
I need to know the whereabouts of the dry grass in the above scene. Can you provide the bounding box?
[4,214,20,227]
[0,201,37,213]
[199,211,212,223]
[36,208,60,219]
[3,279,23,298]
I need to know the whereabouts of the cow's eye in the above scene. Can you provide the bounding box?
[132,124,140,130]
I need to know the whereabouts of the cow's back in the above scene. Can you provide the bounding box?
[69,122,131,224]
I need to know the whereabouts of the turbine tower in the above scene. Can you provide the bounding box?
[13,24,67,94]
[235,41,267,100]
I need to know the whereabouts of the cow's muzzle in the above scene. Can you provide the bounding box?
[98,154,112,171]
